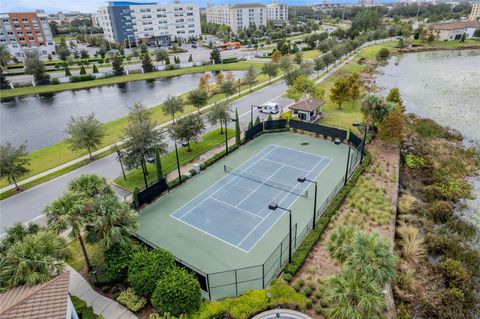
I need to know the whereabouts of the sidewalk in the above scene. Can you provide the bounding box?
[67,266,137,319]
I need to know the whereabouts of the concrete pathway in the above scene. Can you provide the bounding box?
[67,266,137,319]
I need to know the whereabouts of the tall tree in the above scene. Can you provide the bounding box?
[294,51,303,65]
[0,142,30,190]
[314,57,325,76]
[207,102,231,134]
[198,73,211,92]
[271,50,282,63]
[92,64,99,74]
[155,49,169,64]
[79,65,86,75]
[0,230,71,288]
[262,62,279,83]
[142,53,154,73]
[89,195,139,249]
[221,80,236,100]
[329,77,351,109]
[279,55,293,73]
[169,114,205,152]
[360,95,394,129]
[25,55,50,85]
[0,44,12,67]
[68,173,114,199]
[378,106,405,145]
[347,73,361,107]
[56,42,71,61]
[385,87,403,106]
[286,75,324,102]
[111,55,125,76]
[188,89,208,113]
[65,113,105,160]
[210,47,221,64]
[244,65,257,92]
[122,103,167,188]
[44,191,94,270]
[322,52,336,71]
[0,68,11,90]
[0,223,40,254]
[162,95,184,122]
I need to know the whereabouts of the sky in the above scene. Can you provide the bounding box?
[0,0,375,14]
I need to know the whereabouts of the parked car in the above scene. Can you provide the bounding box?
[259,102,279,114]
[191,44,198,48]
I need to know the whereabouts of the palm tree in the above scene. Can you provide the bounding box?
[344,231,398,286]
[44,192,94,270]
[327,225,357,264]
[89,195,139,249]
[68,174,114,199]
[0,222,40,253]
[0,230,71,288]
[323,269,385,319]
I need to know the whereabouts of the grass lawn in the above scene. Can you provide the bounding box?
[408,38,480,48]
[0,62,263,98]
[115,128,235,191]
[0,73,270,190]
[67,239,100,272]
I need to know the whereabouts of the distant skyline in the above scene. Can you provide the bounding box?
[1,0,398,14]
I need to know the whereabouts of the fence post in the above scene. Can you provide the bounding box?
[234,269,238,296]
[206,274,211,300]
[262,264,265,289]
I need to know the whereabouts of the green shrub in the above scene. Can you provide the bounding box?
[306,300,313,309]
[440,258,469,286]
[404,153,426,169]
[151,267,201,316]
[314,305,323,315]
[283,273,293,282]
[128,248,175,297]
[80,307,95,319]
[69,74,96,82]
[376,48,390,60]
[428,201,453,223]
[116,288,147,312]
[292,281,302,292]
[302,286,313,297]
[105,242,144,282]
[307,281,317,291]
[70,295,87,312]
[396,303,411,319]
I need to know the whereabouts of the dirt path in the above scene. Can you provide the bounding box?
[292,140,400,318]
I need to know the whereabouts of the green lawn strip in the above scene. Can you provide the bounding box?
[408,38,480,49]
[0,73,272,189]
[0,148,113,200]
[114,128,235,191]
[67,240,100,272]
[0,62,263,98]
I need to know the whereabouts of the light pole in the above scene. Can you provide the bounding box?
[344,144,351,186]
[224,117,229,155]
[268,203,293,263]
[174,141,188,184]
[297,177,318,229]
[250,105,255,126]
[352,122,367,164]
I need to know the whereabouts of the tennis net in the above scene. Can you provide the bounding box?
[223,165,308,198]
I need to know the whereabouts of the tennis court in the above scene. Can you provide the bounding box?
[171,145,332,252]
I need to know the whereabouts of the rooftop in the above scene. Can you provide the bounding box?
[0,271,70,319]
[432,20,480,30]
[289,98,326,112]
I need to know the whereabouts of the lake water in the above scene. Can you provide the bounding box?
[376,49,480,229]
[0,70,245,151]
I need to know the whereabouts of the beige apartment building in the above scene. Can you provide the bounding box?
[205,1,288,33]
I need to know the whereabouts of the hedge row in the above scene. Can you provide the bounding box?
[284,151,372,276]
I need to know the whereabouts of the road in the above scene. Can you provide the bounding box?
[0,37,395,235]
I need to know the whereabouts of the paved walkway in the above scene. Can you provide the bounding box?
[67,266,137,319]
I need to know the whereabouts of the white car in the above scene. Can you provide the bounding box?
[259,102,280,114]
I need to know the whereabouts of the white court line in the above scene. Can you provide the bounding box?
[235,164,285,208]
[261,157,309,172]
[210,197,264,219]
[170,145,276,218]
[273,144,334,163]
[238,156,332,251]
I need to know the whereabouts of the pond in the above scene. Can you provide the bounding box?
[376,49,480,229]
[0,70,245,151]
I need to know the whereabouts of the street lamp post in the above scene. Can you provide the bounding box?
[352,122,368,164]
[250,105,255,126]
[224,117,229,155]
[297,177,318,229]
[268,203,293,263]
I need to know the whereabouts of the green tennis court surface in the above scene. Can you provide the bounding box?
[137,132,358,299]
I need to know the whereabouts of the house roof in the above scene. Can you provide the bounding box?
[432,20,480,30]
[289,98,326,112]
[0,271,70,319]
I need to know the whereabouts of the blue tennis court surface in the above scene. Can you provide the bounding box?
[170,144,332,252]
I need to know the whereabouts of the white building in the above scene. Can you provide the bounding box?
[431,20,480,40]
[0,12,56,61]
[205,1,288,33]
[469,3,480,21]
[98,1,201,46]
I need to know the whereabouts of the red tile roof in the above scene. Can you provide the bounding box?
[0,271,70,319]
[432,20,480,30]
